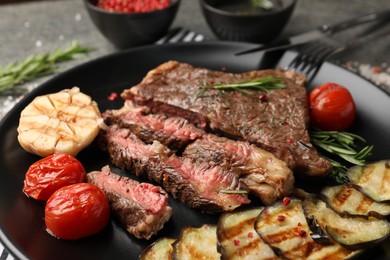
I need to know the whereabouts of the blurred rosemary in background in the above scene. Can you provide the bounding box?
[0,41,91,94]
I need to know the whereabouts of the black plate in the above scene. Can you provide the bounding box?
[0,42,389,260]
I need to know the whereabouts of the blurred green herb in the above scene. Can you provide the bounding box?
[310,129,374,183]
[0,41,92,94]
[251,0,274,10]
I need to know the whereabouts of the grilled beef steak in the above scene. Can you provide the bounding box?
[103,101,204,152]
[101,125,250,213]
[87,165,172,240]
[183,134,294,205]
[121,61,332,177]
[104,102,294,205]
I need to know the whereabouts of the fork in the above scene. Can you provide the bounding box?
[287,37,345,82]
[156,27,205,44]
[287,22,390,82]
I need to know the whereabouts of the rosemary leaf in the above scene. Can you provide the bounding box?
[338,153,366,165]
[206,76,286,93]
[328,145,357,155]
[219,189,249,195]
[0,41,92,94]
[355,145,374,160]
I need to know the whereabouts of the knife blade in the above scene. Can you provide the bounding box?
[235,9,390,56]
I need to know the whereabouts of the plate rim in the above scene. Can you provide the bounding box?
[0,40,389,260]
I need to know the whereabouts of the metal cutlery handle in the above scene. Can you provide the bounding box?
[321,9,390,35]
[346,21,390,49]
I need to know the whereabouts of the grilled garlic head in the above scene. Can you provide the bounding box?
[17,87,101,157]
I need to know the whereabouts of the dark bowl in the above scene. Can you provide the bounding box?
[200,0,296,43]
[84,0,180,49]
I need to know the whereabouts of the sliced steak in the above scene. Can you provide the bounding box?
[121,61,332,177]
[87,165,172,240]
[103,101,204,152]
[183,134,294,205]
[101,125,250,213]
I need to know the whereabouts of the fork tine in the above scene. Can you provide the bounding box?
[287,38,342,82]
[287,43,317,71]
[156,27,205,44]
[168,28,190,43]
[155,27,182,44]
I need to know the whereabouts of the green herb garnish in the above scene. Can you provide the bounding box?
[310,129,374,183]
[0,41,92,94]
[251,0,274,10]
[219,189,249,194]
[205,76,285,94]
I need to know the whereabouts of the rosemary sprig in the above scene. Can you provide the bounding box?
[205,76,285,94]
[251,0,274,10]
[0,41,92,94]
[309,128,374,183]
[219,189,249,195]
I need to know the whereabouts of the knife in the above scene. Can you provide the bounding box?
[235,9,390,56]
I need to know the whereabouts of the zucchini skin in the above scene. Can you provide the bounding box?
[139,237,176,260]
[303,195,390,251]
[347,160,390,202]
[320,184,390,219]
[255,197,356,259]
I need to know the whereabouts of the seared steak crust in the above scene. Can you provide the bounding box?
[87,166,172,240]
[102,125,250,213]
[183,134,294,205]
[122,61,332,176]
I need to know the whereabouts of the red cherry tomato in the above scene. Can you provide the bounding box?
[23,153,86,201]
[309,82,356,131]
[45,183,110,240]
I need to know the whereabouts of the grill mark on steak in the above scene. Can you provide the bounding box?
[102,101,204,152]
[183,134,294,205]
[87,165,172,240]
[121,61,332,177]
[101,125,250,213]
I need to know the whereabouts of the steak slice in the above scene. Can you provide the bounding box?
[103,101,204,152]
[87,165,172,240]
[121,61,332,177]
[183,134,294,205]
[101,125,250,213]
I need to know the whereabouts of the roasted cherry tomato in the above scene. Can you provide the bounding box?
[23,153,86,201]
[45,183,110,240]
[309,82,356,131]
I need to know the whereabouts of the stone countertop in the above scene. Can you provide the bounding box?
[0,0,389,66]
[0,1,390,259]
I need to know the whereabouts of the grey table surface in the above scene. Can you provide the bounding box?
[0,0,390,259]
[0,0,390,67]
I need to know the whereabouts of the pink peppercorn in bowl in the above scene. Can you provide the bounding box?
[84,0,181,49]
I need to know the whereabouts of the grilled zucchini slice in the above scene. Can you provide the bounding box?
[347,160,390,202]
[217,207,278,260]
[254,198,355,260]
[321,184,390,218]
[140,237,176,260]
[303,195,390,250]
[172,224,220,260]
